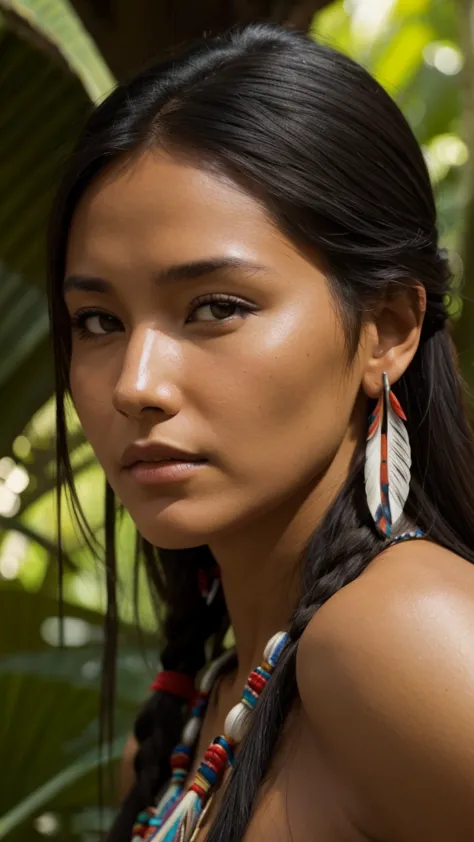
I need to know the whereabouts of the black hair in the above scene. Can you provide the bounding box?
[47,22,474,842]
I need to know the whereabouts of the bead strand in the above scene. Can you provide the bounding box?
[132,632,289,842]
[224,632,287,743]
[132,648,236,841]
[146,631,289,842]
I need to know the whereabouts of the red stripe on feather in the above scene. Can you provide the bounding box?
[368,397,382,438]
[389,390,407,421]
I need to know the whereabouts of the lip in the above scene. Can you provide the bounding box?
[120,441,208,485]
[127,459,208,485]
[120,441,205,469]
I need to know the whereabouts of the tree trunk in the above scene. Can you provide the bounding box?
[69,0,333,80]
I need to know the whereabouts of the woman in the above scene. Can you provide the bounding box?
[48,22,474,842]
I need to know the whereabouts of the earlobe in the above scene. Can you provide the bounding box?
[361,283,426,398]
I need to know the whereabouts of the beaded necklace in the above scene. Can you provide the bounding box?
[132,631,289,842]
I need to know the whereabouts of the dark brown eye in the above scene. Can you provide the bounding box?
[196,301,238,321]
[71,309,123,338]
[83,313,120,334]
[189,295,255,323]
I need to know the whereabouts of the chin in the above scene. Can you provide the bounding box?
[119,488,250,549]
[129,506,218,550]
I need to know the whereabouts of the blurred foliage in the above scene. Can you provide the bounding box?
[0,586,158,841]
[0,1,114,457]
[0,0,471,839]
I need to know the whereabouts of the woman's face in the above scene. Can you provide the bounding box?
[65,150,366,549]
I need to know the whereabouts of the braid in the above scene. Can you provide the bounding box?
[206,455,385,842]
[107,544,229,842]
[293,450,382,636]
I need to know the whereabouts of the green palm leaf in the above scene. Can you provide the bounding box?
[0,3,116,454]
[0,0,114,102]
[0,588,156,840]
[0,737,125,839]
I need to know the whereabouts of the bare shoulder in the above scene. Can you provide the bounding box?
[296,540,474,842]
[298,538,474,657]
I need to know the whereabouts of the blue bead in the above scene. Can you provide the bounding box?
[199,763,217,785]
[173,744,191,756]
[267,633,289,666]
[214,736,234,764]
[243,687,258,707]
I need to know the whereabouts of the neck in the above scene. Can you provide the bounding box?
[208,437,356,684]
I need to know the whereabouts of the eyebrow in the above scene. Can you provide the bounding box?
[63,257,268,293]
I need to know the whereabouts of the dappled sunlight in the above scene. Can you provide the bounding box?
[0,1,470,839]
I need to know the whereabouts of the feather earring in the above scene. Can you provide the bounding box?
[364,372,411,537]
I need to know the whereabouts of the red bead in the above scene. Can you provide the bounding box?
[203,752,224,774]
[204,757,220,775]
[212,743,229,762]
[247,671,266,694]
[171,752,189,769]
[204,743,228,770]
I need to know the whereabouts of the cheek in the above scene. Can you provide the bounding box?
[212,305,357,490]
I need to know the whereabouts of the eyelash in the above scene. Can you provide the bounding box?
[188,293,256,324]
[70,294,257,340]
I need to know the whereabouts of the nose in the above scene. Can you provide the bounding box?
[112,327,182,418]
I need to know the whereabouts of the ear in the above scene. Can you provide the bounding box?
[361,283,426,398]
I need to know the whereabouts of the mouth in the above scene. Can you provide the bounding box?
[129,457,208,467]
[124,457,209,485]
[136,457,204,462]
[120,441,208,470]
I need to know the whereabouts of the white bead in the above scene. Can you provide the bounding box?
[224,702,251,742]
[264,631,288,667]
[182,715,201,746]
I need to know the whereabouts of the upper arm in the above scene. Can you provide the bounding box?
[297,543,474,842]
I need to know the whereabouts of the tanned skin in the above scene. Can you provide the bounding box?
[65,150,474,841]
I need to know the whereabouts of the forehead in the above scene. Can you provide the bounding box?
[66,149,287,270]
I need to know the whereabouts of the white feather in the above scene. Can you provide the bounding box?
[149,789,201,842]
[364,375,411,535]
[386,396,411,525]
[364,397,384,526]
